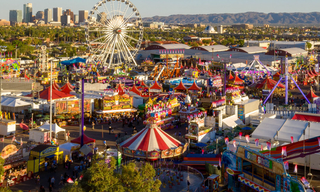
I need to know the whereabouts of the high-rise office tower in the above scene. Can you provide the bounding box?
[74,14,79,24]
[44,9,52,24]
[53,7,62,22]
[23,3,32,23]
[63,9,74,22]
[36,11,44,20]
[9,10,22,25]
[97,12,107,24]
[79,10,88,23]
[61,15,70,26]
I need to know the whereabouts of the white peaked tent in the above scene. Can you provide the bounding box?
[1,97,31,112]
[39,122,66,134]
[59,142,80,156]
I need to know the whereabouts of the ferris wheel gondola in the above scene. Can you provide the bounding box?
[86,0,143,69]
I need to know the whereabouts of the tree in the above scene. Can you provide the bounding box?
[78,157,161,192]
[306,42,312,51]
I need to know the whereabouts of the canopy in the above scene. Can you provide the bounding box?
[149,81,162,92]
[232,75,244,85]
[187,81,202,91]
[115,84,125,95]
[39,122,66,134]
[228,73,234,81]
[255,77,285,89]
[80,145,92,155]
[277,119,308,142]
[251,118,286,140]
[292,113,320,123]
[39,85,75,101]
[61,57,86,65]
[174,81,187,91]
[19,123,29,130]
[53,82,60,91]
[140,81,148,87]
[71,134,95,145]
[306,88,318,100]
[59,142,80,155]
[61,81,74,94]
[129,84,142,96]
[120,123,183,151]
[2,98,31,107]
[222,116,244,129]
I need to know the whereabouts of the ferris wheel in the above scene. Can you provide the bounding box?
[85,0,143,68]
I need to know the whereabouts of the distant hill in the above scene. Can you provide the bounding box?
[142,12,320,25]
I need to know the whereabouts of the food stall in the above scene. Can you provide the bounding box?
[0,120,16,136]
[28,145,63,173]
[221,146,307,192]
[185,113,215,144]
[0,144,30,187]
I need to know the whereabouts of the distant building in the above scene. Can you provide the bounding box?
[53,7,62,22]
[35,11,44,20]
[44,9,52,24]
[79,10,88,23]
[232,24,253,30]
[97,12,107,24]
[203,25,217,34]
[63,9,74,22]
[9,10,23,25]
[217,25,224,34]
[0,19,10,26]
[23,3,32,23]
[74,15,79,24]
[49,21,61,27]
[61,15,70,26]
[143,22,164,29]
[183,35,198,42]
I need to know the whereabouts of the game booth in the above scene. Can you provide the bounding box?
[221,146,308,192]
[0,144,31,187]
[28,145,63,173]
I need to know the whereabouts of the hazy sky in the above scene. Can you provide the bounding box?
[1,0,320,20]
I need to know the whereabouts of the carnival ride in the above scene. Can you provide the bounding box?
[85,0,144,68]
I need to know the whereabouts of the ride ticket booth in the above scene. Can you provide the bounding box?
[28,145,63,173]
[221,146,307,192]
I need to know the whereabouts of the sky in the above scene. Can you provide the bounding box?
[1,0,320,20]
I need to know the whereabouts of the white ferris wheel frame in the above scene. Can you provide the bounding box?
[85,0,143,68]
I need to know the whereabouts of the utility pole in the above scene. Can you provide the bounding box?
[49,61,52,143]
[0,56,2,120]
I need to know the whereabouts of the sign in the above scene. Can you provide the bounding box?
[40,147,58,157]
[56,99,91,114]
[67,100,80,114]
[55,101,67,114]
[238,105,244,120]
[1,144,23,164]
[245,150,273,170]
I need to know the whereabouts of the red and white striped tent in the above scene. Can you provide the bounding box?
[118,123,186,159]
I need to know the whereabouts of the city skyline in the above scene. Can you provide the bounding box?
[1,0,320,21]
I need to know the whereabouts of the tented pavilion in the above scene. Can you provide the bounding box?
[1,97,32,112]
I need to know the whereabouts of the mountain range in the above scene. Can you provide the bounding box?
[142,12,320,25]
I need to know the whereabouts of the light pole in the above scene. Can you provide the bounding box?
[49,61,53,143]
[0,55,2,120]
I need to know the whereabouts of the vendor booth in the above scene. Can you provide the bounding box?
[28,145,62,173]
[0,120,16,136]
[0,144,28,187]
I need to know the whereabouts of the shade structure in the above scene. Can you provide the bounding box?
[306,88,318,100]
[19,123,29,130]
[71,134,95,145]
[129,84,142,96]
[118,123,187,160]
[38,85,75,101]
[59,142,80,155]
[149,81,162,92]
[61,57,86,65]
[115,84,125,95]
[61,81,74,94]
[80,144,92,155]
[231,75,244,85]
[228,73,234,81]
[39,122,65,134]
[174,81,187,91]
[53,82,60,91]
[255,77,285,90]
[140,80,148,87]
[188,81,202,91]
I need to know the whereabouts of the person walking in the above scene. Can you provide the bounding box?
[109,126,112,134]
[44,161,48,171]
[92,121,95,130]
[51,176,55,188]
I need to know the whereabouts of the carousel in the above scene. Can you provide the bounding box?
[117,118,188,160]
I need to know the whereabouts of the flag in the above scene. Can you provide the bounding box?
[218,158,221,167]
[284,161,289,170]
[239,132,242,139]
[11,136,15,143]
[1,137,4,142]
[282,146,287,156]
[291,136,294,144]
[217,54,220,58]
[294,164,298,174]
[224,137,229,145]
[233,140,236,148]
[255,139,259,146]
[230,54,232,59]
[266,142,271,150]
[245,135,250,143]
[261,144,263,151]
[20,138,23,146]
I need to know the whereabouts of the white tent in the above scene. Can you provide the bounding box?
[251,118,286,140]
[222,116,244,129]
[276,120,308,142]
[59,142,80,156]
[1,97,31,112]
[304,122,320,140]
[39,122,66,134]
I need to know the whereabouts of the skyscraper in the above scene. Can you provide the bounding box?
[74,14,79,24]
[53,7,62,22]
[63,9,74,22]
[36,11,44,20]
[97,12,107,24]
[44,9,52,24]
[9,10,22,25]
[23,3,32,23]
[61,15,70,26]
[79,10,88,23]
